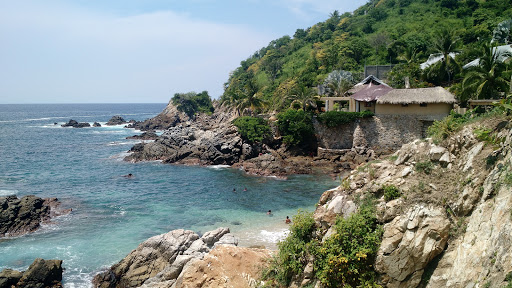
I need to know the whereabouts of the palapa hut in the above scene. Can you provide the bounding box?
[375,87,456,117]
[350,79,393,113]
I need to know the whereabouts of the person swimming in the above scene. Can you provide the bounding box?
[267,210,272,216]
[123,173,133,178]
[285,216,291,224]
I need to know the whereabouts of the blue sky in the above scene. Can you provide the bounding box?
[0,0,367,104]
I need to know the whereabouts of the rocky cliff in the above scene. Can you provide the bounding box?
[310,116,512,287]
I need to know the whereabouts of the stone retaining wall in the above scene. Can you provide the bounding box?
[314,115,447,155]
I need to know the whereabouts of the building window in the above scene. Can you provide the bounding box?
[401,103,409,107]
[364,102,372,107]
[420,103,428,107]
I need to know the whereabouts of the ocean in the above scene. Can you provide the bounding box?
[0,103,337,287]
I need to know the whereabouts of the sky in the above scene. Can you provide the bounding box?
[0,0,367,104]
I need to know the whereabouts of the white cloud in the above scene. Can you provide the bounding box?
[0,1,274,103]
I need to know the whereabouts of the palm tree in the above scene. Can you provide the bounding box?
[461,42,512,101]
[425,29,461,84]
[290,86,318,111]
[235,77,267,116]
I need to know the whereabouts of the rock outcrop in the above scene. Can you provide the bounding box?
[105,116,127,126]
[0,195,70,238]
[93,227,240,288]
[0,258,63,288]
[61,119,90,128]
[311,117,512,287]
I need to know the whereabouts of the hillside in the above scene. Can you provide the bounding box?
[263,111,512,287]
[221,0,512,111]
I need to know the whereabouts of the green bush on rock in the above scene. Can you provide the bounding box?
[171,91,214,118]
[263,199,383,287]
[276,109,314,146]
[232,116,271,143]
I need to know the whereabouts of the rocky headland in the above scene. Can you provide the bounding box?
[0,195,70,238]
[124,101,372,178]
[0,258,63,288]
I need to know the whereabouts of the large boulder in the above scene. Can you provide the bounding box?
[93,228,236,288]
[375,205,451,288]
[0,195,68,238]
[0,258,63,288]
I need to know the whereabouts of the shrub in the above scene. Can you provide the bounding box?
[232,116,271,143]
[383,184,401,201]
[317,110,374,127]
[427,111,470,141]
[415,161,434,175]
[263,200,383,288]
[171,91,214,117]
[314,198,383,287]
[277,109,314,146]
[262,210,315,286]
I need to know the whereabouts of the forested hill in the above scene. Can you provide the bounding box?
[221,0,512,111]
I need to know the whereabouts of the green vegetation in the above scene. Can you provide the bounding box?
[262,210,316,285]
[382,184,401,201]
[263,199,382,287]
[276,109,314,146]
[171,91,214,118]
[317,110,374,127]
[232,116,271,143]
[220,0,512,113]
[415,161,434,174]
[314,199,383,287]
[427,111,473,141]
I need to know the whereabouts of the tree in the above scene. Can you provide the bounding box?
[461,42,512,102]
[290,86,318,111]
[424,28,461,84]
[235,73,267,116]
[323,70,354,97]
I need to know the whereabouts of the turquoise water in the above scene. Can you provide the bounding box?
[0,104,336,287]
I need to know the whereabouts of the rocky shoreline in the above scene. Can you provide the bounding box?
[122,101,374,178]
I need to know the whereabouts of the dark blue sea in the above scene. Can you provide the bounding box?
[0,103,336,287]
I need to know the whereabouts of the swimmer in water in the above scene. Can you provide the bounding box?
[267,210,272,216]
[123,173,133,178]
[285,216,291,224]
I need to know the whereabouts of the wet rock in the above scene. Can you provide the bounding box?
[93,122,102,127]
[105,115,127,126]
[0,195,68,238]
[61,119,90,128]
[0,258,63,288]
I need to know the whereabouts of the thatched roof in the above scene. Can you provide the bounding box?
[351,82,393,102]
[376,87,456,104]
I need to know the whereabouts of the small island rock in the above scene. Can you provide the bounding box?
[105,115,126,126]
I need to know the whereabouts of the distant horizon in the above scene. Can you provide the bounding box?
[0,0,367,104]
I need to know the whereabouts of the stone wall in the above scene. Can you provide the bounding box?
[314,115,446,155]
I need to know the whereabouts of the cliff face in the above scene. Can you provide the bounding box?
[314,117,512,287]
